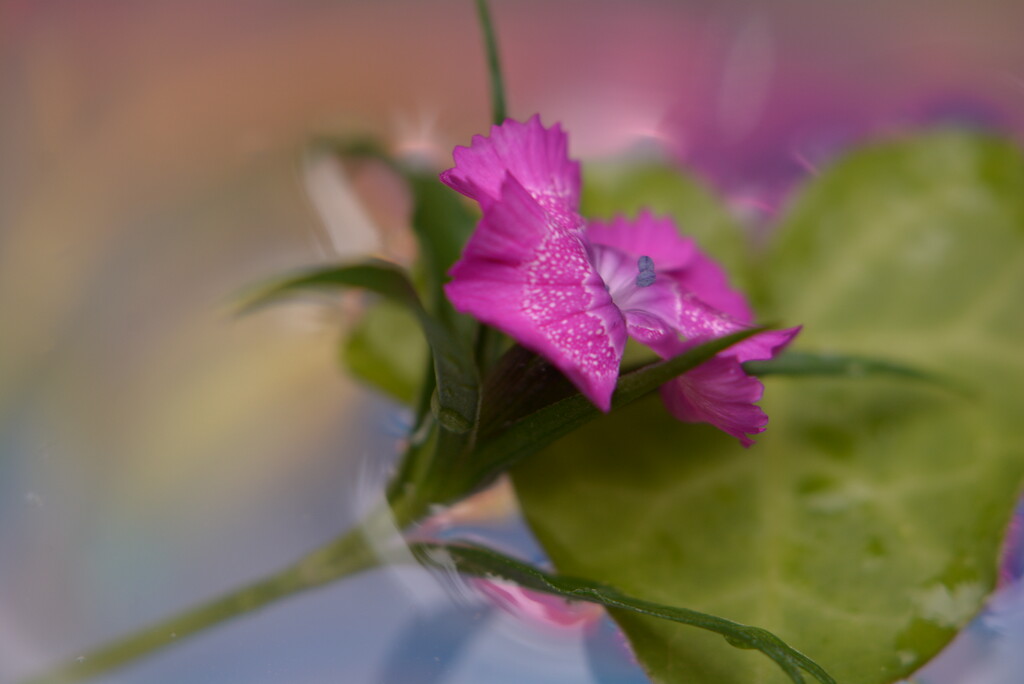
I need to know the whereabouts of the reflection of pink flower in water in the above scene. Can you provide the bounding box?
[414,477,520,538]
[412,480,607,633]
[471,577,605,631]
[442,116,798,444]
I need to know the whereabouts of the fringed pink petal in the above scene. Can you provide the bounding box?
[659,354,769,447]
[727,326,802,364]
[586,211,697,271]
[440,115,581,225]
[623,309,674,346]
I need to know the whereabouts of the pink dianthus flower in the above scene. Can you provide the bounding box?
[442,116,799,445]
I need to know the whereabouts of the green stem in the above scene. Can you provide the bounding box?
[475,0,507,125]
[473,325,506,377]
[468,0,510,376]
[23,500,413,684]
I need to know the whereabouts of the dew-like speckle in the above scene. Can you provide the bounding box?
[76,656,86,664]
[897,649,918,667]
[796,474,834,495]
[523,231,619,381]
[861,537,888,571]
[904,227,953,268]
[914,581,985,628]
[421,545,474,604]
[802,480,874,514]
[846,361,866,378]
[861,556,884,573]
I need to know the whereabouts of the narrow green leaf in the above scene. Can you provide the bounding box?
[411,541,835,684]
[744,351,961,392]
[474,0,507,125]
[471,327,763,483]
[410,360,437,433]
[240,260,416,312]
[613,327,764,399]
[241,260,477,432]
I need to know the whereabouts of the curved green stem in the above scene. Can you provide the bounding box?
[24,397,477,684]
[23,501,409,684]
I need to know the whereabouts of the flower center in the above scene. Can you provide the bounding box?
[589,243,658,310]
[635,255,656,288]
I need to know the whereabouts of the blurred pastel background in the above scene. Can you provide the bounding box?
[2,1,1024,682]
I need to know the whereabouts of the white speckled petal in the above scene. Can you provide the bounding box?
[445,175,625,411]
[624,278,801,364]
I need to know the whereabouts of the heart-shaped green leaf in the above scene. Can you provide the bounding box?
[514,132,1024,683]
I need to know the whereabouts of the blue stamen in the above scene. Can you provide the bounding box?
[636,255,656,287]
